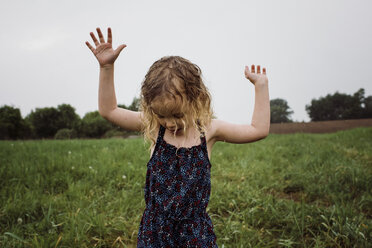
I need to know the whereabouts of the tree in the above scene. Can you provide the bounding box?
[80,111,113,138]
[56,104,81,131]
[305,88,370,121]
[0,105,31,139]
[363,96,372,118]
[270,98,294,123]
[128,96,140,111]
[118,96,140,112]
[25,107,61,138]
[25,104,82,139]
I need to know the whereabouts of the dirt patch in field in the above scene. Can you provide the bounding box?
[267,189,333,207]
[269,118,372,134]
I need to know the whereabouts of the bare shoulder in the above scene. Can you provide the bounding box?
[208,118,268,144]
[204,119,218,144]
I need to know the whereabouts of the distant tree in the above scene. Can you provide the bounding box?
[270,98,294,123]
[54,128,78,139]
[0,105,31,139]
[56,104,81,131]
[363,96,372,118]
[349,88,365,118]
[25,107,61,138]
[305,88,370,121]
[128,96,140,111]
[25,104,82,139]
[80,111,113,138]
[118,96,140,112]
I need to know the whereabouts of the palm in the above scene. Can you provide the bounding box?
[248,73,267,84]
[94,43,116,65]
[244,64,268,86]
[85,27,126,67]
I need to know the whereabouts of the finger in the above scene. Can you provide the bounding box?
[257,65,261,74]
[90,32,99,46]
[251,64,255,73]
[114,44,127,56]
[244,65,249,77]
[96,27,105,43]
[263,67,267,75]
[85,41,95,53]
[107,27,112,44]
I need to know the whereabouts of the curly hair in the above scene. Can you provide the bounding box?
[139,55,214,152]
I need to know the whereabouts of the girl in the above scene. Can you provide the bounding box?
[86,27,270,247]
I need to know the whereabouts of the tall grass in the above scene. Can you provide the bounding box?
[0,127,371,247]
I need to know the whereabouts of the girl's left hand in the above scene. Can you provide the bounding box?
[244,65,268,86]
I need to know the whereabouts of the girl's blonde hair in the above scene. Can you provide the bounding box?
[139,55,214,151]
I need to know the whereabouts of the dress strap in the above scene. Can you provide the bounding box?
[196,119,208,152]
[158,124,166,141]
[152,124,165,154]
[196,119,205,137]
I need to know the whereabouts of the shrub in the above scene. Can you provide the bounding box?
[54,128,77,139]
[103,129,127,139]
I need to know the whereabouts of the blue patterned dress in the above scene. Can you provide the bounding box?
[137,124,218,247]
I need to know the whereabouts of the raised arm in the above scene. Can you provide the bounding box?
[212,64,270,143]
[85,27,143,132]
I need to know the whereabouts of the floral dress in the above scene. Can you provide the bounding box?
[137,124,218,247]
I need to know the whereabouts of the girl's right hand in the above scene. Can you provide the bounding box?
[85,27,127,67]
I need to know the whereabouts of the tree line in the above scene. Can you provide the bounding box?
[1,88,372,140]
[0,98,141,140]
[270,88,372,123]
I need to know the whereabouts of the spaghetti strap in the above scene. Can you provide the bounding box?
[150,125,166,159]
[200,132,208,153]
[196,119,208,154]
[158,124,166,141]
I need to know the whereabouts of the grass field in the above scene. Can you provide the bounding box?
[0,127,371,247]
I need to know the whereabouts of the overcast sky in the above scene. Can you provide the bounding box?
[1,0,371,123]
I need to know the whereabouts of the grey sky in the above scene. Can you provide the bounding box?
[1,0,371,123]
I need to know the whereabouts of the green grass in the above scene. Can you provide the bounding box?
[1,127,371,247]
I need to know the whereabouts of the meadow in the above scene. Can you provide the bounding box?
[0,127,371,247]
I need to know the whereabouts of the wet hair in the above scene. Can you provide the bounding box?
[139,55,214,152]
